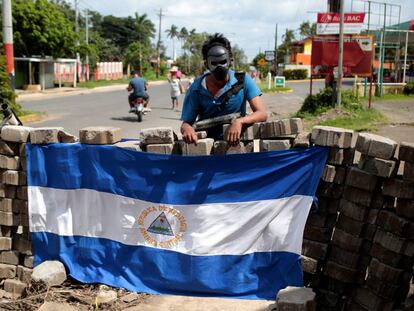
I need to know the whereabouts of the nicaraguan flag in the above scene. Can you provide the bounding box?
[27,143,327,300]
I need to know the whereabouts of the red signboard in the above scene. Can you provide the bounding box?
[317,13,366,35]
[311,35,374,77]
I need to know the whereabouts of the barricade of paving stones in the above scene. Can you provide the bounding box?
[1,121,414,311]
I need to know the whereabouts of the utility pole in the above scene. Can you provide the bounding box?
[75,0,80,83]
[2,0,15,89]
[85,9,89,81]
[156,8,164,78]
[274,24,278,74]
[336,0,345,106]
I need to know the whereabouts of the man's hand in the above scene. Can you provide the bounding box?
[181,122,198,145]
[225,118,243,145]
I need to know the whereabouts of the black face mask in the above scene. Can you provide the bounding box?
[212,66,228,81]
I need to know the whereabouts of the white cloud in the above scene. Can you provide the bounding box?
[79,0,414,60]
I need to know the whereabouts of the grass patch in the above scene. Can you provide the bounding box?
[318,106,386,131]
[258,83,292,93]
[361,93,414,102]
[78,73,168,89]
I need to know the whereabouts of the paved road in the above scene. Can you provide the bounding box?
[18,80,328,139]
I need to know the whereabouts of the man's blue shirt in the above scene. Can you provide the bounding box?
[181,70,262,123]
[129,76,147,97]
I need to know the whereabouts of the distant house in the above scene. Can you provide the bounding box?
[285,38,312,78]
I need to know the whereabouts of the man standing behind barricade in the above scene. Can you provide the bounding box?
[180,33,267,144]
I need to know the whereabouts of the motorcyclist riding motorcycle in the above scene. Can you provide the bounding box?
[127,70,150,113]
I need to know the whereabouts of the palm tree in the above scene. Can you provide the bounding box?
[179,27,189,71]
[165,24,179,61]
[134,12,155,75]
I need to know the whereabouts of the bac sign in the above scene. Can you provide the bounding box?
[258,58,267,66]
[317,13,366,35]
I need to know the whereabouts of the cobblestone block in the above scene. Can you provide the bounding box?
[361,223,377,240]
[301,255,318,274]
[311,126,353,148]
[325,261,357,283]
[358,155,397,178]
[0,155,20,170]
[302,239,328,260]
[353,287,393,311]
[289,118,303,134]
[79,126,121,144]
[370,243,401,267]
[383,179,414,199]
[343,186,373,207]
[16,186,28,200]
[260,139,290,151]
[180,139,214,156]
[212,140,228,155]
[222,125,254,141]
[0,198,14,212]
[331,228,363,252]
[316,181,344,199]
[226,143,246,154]
[276,286,316,311]
[0,250,19,265]
[366,275,398,300]
[329,245,360,269]
[304,226,332,243]
[0,184,16,198]
[0,125,32,143]
[2,170,26,186]
[252,123,261,139]
[195,131,207,139]
[244,140,260,153]
[345,167,378,191]
[369,257,402,283]
[321,165,336,183]
[24,255,34,268]
[396,199,414,218]
[0,141,19,156]
[376,210,410,237]
[146,144,174,154]
[30,127,61,144]
[278,119,291,136]
[292,132,310,148]
[398,142,414,162]
[0,226,17,237]
[259,121,281,138]
[114,140,141,151]
[336,214,364,237]
[17,265,33,283]
[0,211,19,226]
[0,237,12,251]
[356,132,397,160]
[374,229,405,254]
[403,162,414,181]
[327,147,355,165]
[0,263,16,278]
[4,278,27,297]
[58,129,78,143]
[338,199,368,222]
[317,198,340,214]
[306,213,337,228]
[12,237,32,255]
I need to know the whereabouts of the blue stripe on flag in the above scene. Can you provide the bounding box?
[32,232,303,300]
[27,144,327,205]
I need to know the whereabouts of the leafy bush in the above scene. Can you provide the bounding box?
[283,69,308,80]
[297,88,360,116]
[0,49,22,115]
[403,81,414,95]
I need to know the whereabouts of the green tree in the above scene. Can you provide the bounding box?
[232,44,248,71]
[299,21,317,38]
[12,0,78,58]
[0,48,22,115]
[165,24,179,60]
[125,42,152,73]
[276,29,296,64]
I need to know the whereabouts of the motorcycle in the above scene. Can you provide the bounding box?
[130,97,146,122]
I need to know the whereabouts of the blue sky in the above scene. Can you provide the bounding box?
[77,0,414,60]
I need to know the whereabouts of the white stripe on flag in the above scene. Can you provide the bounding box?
[29,187,312,256]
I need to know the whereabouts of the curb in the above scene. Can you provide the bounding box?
[19,113,44,123]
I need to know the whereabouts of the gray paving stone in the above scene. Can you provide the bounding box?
[0,125,32,143]
[139,127,174,145]
[311,126,353,148]
[79,126,121,144]
[356,132,397,160]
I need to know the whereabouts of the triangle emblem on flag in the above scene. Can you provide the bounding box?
[147,212,174,236]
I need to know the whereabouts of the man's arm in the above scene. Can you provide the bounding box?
[225,95,267,144]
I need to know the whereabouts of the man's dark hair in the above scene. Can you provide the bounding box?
[131,70,138,76]
[202,33,233,60]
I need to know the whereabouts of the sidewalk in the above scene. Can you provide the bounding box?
[16,80,169,102]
